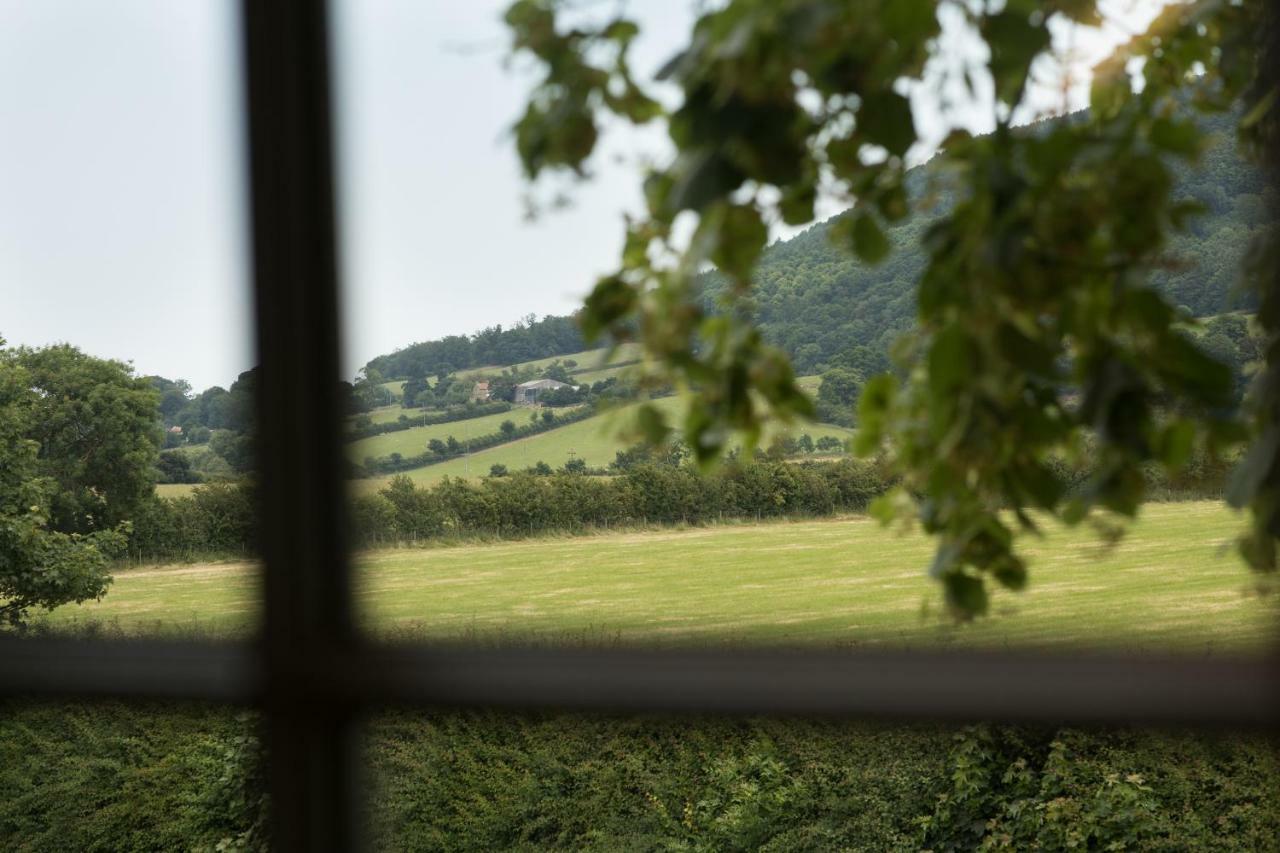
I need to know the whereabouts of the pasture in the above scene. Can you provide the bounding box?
[154,482,200,498]
[349,405,584,460]
[352,397,853,489]
[454,343,644,382]
[42,501,1278,652]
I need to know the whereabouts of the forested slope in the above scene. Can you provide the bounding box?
[365,108,1272,381]
[698,107,1271,376]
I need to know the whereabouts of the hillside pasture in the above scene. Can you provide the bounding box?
[376,379,406,399]
[349,406,581,461]
[352,396,853,488]
[363,404,412,425]
[41,502,1277,652]
[455,343,644,381]
[155,483,200,499]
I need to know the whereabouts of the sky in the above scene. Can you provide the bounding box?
[0,0,1165,391]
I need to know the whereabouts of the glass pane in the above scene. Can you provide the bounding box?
[0,0,258,639]
[331,1,1278,656]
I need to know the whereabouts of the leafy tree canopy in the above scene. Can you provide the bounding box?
[0,341,153,624]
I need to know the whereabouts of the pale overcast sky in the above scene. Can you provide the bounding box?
[1,0,1163,390]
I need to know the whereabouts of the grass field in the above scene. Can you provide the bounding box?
[377,379,406,399]
[155,483,200,498]
[42,501,1279,652]
[363,404,411,425]
[567,362,638,385]
[349,406,582,461]
[455,343,644,381]
[351,396,853,490]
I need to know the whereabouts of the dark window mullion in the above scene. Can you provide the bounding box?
[240,0,357,849]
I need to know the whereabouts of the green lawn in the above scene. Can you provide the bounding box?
[41,501,1278,652]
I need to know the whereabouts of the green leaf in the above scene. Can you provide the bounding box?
[601,19,639,43]
[634,403,671,445]
[858,90,916,157]
[580,275,637,341]
[1150,116,1202,158]
[779,182,816,226]
[710,204,768,280]
[927,326,976,397]
[667,148,745,214]
[1156,420,1196,470]
[854,374,896,455]
[1154,333,1234,405]
[991,555,1028,591]
[850,213,890,264]
[943,572,989,619]
[1227,424,1280,509]
[983,10,1050,104]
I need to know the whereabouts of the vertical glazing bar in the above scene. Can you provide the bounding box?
[239,1,357,849]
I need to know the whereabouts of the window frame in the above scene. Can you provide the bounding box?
[0,1,1276,849]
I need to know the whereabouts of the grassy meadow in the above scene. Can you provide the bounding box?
[16,501,1280,851]
[42,501,1278,652]
[349,405,585,460]
[350,395,852,491]
[454,343,643,382]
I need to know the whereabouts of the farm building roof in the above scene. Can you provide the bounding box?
[516,379,571,390]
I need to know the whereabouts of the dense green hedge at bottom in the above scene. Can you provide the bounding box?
[3,701,1276,851]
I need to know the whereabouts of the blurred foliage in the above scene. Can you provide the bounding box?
[504,0,1280,616]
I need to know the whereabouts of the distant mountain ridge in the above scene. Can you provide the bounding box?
[366,107,1271,381]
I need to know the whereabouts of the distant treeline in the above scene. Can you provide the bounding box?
[365,314,585,381]
[127,449,1236,561]
[127,459,888,561]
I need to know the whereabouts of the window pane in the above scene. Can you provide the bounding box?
[330,1,1277,656]
[0,0,258,638]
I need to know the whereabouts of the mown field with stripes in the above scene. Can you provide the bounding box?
[42,500,1278,652]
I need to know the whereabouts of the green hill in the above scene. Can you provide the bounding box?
[352,394,853,491]
[364,108,1271,384]
[696,108,1270,376]
[350,406,585,461]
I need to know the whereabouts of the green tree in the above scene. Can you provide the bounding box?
[816,368,864,426]
[10,344,162,533]
[504,0,1279,615]
[543,361,571,383]
[0,340,136,624]
[500,419,517,437]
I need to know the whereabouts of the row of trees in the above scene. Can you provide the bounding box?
[125,445,1233,561]
[363,314,585,382]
